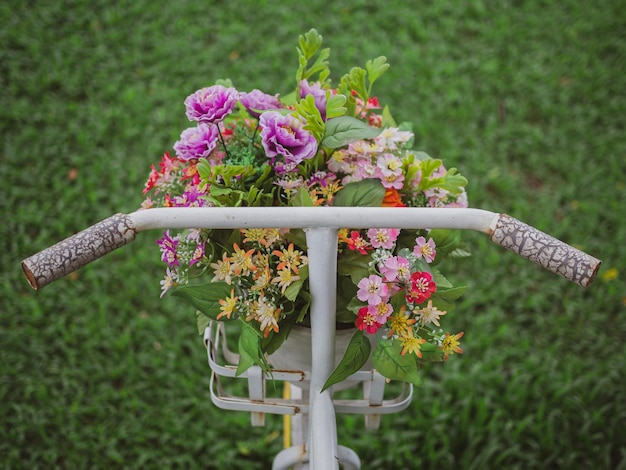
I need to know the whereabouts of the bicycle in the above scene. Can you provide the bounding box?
[22,206,600,469]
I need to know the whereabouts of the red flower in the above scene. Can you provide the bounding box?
[356,307,384,334]
[346,231,372,255]
[405,271,436,304]
[143,164,160,194]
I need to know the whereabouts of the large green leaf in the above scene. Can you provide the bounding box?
[321,116,382,149]
[171,282,233,319]
[332,178,385,207]
[337,250,373,284]
[322,330,371,391]
[236,320,263,376]
[372,340,422,387]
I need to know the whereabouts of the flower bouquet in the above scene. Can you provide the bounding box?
[142,29,469,389]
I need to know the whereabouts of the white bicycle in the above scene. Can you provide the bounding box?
[22,206,600,469]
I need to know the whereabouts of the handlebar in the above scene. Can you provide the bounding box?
[21,207,601,290]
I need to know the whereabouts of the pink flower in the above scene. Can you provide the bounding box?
[357,275,389,305]
[379,256,410,282]
[184,85,239,124]
[414,236,437,264]
[406,271,436,305]
[366,228,399,249]
[369,303,392,324]
[376,154,405,189]
[173,124,219,161]
[356,306,384,334]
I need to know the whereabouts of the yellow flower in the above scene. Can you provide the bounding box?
[210,252,233,284]
[399,329,426,358]
[253,265,271,292]
[231,243,257,276]
[272,243,306,274]
[388,306,416,337]
[272,267,300,294]
[242,228,269,245]
[217,289,238,320]
[253,297,281,338]
[441,331,464,360]
[241,228,282,247]
[601,267,618,282]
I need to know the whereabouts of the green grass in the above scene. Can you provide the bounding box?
[2,0,625,468]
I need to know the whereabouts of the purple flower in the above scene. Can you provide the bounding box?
[190,241,206,266]
[300,80,327,120]
[239,89,282,117]
[259,111,318,172]
[173,184,207,207]
[173,123,219,161]
[156,231,180,267]
[184,85,239,124]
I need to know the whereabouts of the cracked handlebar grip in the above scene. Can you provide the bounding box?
[22,213,137,290]
[490,213,601,288]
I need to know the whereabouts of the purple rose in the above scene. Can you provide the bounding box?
[259,111,318,172]
[184,85,239,124]
[300,80,328,120]
[239,89,282,117]
[173,123,219,161]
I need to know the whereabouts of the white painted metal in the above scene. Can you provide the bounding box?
[305,227,341,469]
[129,206,499,233]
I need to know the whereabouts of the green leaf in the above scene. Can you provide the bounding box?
[439,167,468,196]
[292,186,315,207]
[321,116,382,149]
[298,29,323,60]
[236,320,263,376]
[429,229,462,263]
[325,93,347,119]
[365,56,389,90]
[283,264,308,301]
[293,95,325,142]
[338,66,368,102]
[171,282,234,319]
[262,314,297,356]
[431,284,468,312]
[437,285,468,301]
[381,105,397,128]
[432,270,454,289]
[322,330,371,391]
[372,340,422,387]
[337,250,373,284]
[332,178,386,207]
[196,311,212,335]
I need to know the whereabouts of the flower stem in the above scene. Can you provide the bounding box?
[217,125,231,160]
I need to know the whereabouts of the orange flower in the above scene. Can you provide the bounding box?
[382,188,406,207]
[441,332,464,360]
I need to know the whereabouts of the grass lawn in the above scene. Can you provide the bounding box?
[2,0,625,468]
